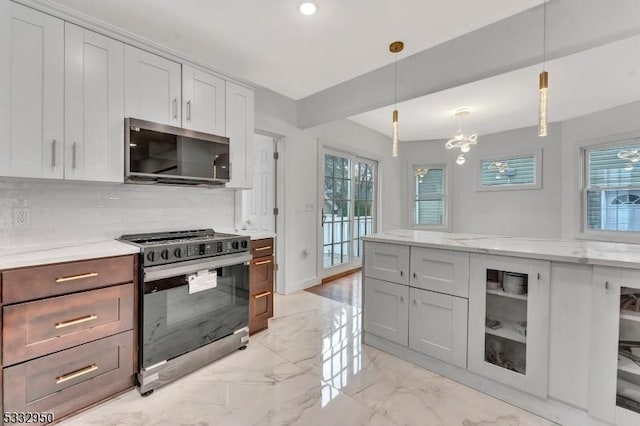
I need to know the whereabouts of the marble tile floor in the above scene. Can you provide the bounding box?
[61,291,556,426]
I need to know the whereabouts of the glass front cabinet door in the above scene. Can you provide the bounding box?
[468,254,550,398]
[589,266,640,426]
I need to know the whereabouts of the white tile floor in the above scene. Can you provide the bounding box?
[61,291,556,426]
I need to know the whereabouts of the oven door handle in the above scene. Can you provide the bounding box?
[144,252,251,281]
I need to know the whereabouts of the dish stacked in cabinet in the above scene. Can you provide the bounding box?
[363,242,469,368]
[1,255,136,425]
[249,238,275,334]
[618,287,640,413]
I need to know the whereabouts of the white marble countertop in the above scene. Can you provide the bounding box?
[0,240,141,270]
[363,230,640,270]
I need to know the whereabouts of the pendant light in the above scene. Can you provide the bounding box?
[538,0,548,137]
[389,41,404,157]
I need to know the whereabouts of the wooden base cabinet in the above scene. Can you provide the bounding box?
[1,255,136,425]
[249,238,275,334]
[468,254,550,399]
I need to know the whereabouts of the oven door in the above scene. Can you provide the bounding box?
[140,253,250,370]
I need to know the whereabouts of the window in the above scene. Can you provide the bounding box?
[478,151,541,190]
[584,141,640,233]
[413,165,446,227]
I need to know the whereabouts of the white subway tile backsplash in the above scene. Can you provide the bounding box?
[0,179,236,251]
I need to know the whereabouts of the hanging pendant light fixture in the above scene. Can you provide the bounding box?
[446,108,478,165]
[538,0,548,137]
[389,41,404,157]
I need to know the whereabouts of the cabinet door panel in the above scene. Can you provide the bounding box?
[225,81,254,188]
[182,65,225,135]
[65,23,124,182]
[364,242,409,285]
[364,278,408,345]
[0,3,63,178]
[124,46,181,126]
[410,247,469,297]
[409,287,467,368]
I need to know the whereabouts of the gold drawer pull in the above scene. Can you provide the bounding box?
[56,364,98,384]
[254,291,272,299]
[55,314,98,329]
[255,259,272,266]
[255,246,272,251]
[55,272,98,283]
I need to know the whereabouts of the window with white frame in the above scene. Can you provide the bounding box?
[478,151,542,190]
[584,141,640,233]
[413,165,446,227]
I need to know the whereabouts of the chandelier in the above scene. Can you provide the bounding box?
[415,167,429,183]
[446,108,478,165]
[619,149,640,171]
[488,161,509,173]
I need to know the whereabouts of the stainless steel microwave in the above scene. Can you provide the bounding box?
[125,118,230,186]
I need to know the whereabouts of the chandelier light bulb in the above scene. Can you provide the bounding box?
[625,164,634,171]
[460,144,470,153]
[299,2,317,15]
[392,110,399,157]
[456,154,466,165]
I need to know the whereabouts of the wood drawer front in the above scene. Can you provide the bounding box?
[3,284,134,366]
[249,290,273,333]
[2,255,134,304]
[3,331,134,425]
[251,238,273,257]
[250,256,274,295]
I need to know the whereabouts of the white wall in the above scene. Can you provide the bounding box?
[0,179,235,252]
[254,88,401,294]
[399,123,563,238]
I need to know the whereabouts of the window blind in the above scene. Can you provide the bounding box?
[415,167,444,226]
[480,155,536,187]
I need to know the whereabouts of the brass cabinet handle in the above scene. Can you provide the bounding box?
[255,246,272,251]
[254,291,271,299]
[56,364,98,384]
[55,272,98,283]
[55,314,98,329]
[255,259,272,265]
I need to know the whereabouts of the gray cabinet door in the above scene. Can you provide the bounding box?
[409,287,468,368]
[364,278,408,346]
[364,242,409,285]
[410,247,469,298]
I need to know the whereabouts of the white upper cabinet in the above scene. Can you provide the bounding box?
[225,81,254,188]
[0,2,64,179]
[182,65,226,135]
[65,23,124,182]
[124,45,181,127]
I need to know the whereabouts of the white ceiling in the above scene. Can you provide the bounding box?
[349,35,640,140]
[50,0,541,100]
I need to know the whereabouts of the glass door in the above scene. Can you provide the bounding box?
[618,286,640,414]
[321,149,376,276]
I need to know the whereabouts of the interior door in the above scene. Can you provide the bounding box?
[242,133,276,232]
[320,148,377,277]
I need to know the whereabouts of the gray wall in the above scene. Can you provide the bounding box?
[400,123,563,238]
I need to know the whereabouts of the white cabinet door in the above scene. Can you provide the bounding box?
[65,24,124,182]
[364,242,410,285]
[124,46,181,126]
[364,278,409,346]
[409,287,468,368]
[0,3,63,179]
[410,247,469,298]
[468,254,550,398]
[225,81,254,188]
[182,65,225,135]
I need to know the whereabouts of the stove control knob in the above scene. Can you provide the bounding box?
[161,249,169,260]
[241,240,248,249]
[231,241,239,250]
[146,251,156,262]
[174,248,182,258]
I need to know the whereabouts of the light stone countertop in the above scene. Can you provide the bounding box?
[0,240,141,270]
[218,228,276,240]
[363,229,640,270]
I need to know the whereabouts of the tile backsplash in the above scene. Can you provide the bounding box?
[0,179,236,252]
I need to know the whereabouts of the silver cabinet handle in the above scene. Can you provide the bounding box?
[399,296,404,303]
[72,142,77,169]
[537,273,541,280]
[400,270,403,277]
[51,139,56,168]
[173,98,178,120]
[186,100,191,121]
[413,272,417,279]
[605,281,609,290]
[413,299,417,305]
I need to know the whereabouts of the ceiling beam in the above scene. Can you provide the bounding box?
[297,0,640,129]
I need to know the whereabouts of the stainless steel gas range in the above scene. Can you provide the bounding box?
[119,229,250,396]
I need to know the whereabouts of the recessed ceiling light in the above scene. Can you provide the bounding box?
[299,2,317,15]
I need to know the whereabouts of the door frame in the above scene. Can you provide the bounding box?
[317,143,378,279]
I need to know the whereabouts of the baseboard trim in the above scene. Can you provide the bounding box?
[321,267,361,284]
[284,276,320,294]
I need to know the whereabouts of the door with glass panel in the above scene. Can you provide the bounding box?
[321,150,376,276]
